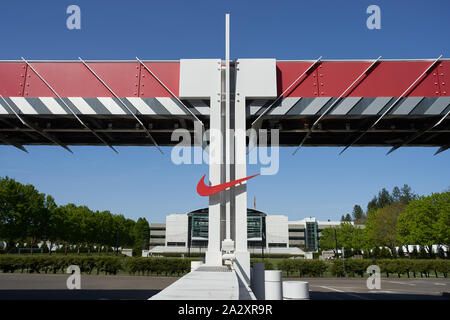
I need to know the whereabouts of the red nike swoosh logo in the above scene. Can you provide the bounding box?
[196,174,259,196]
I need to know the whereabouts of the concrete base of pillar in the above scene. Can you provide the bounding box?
[205,250,222,266]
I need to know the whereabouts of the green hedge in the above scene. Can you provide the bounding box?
[278,259,328,277]
[154,252,205,258]
[124,257,198,276]
[250,253,302,259]
[331,259,450,278]
[0,255,198,276]
[250,259,274,270]
[2,255,448,278]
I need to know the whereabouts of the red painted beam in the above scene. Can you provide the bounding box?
[276,60,449,98]
[1,60,448,99]
[0,61,180,98]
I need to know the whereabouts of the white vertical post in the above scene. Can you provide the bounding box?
[233,58,277,285]
[234,79,250,283]
[205,61,224,266]
[225,13,231,241]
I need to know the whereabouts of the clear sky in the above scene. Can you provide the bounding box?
[0,0,449,223]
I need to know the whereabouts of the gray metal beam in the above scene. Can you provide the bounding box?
[0,133,28,152]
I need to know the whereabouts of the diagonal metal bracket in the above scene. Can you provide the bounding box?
[387,106,450,155]
[247,57,322,154]
[0,133,28,153]
[136,57,204,128]
[434,145,449,155]
[339,54,443,155]
[293,56,382,155]
[251,56,322,128]
[21,57,118,154]
[1,94,73,153]
[79,57,162,154]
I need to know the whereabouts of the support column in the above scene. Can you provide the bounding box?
[234,94,251,284]
[179,58,223,266]
[205,65,224,265]
[233,59,277,284]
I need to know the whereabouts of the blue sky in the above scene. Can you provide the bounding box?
[0,0,449,223]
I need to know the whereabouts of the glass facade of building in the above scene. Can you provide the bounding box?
[305,221,318,252]
[186,208,266,250]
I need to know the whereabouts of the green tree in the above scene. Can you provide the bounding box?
[318,227,340,254]
[95,210,115,253]
[132,217,150,256]
[365,202,406,253]
[398,192,450,257]
[0,177,47,249]
[352,205,364,221]
[42,195,60,254]
[399,184,419,204]
[319,222,367,255]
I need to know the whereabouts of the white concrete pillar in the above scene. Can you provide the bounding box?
[282,281,310,300]
[179,59,223,267]
[234,96,251,283]
[264,270,283,300]
[232,59,276,285]
[206,95,224,266]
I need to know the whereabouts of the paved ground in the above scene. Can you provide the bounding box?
[0,274,178,300]
[289,277,450,300]
[0,274,448,300]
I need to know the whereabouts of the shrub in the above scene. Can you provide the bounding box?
[435,260,450,278]
[250,259,274,271]
[1,255,448,278]
[278,259,327,277]
[345,259,372,277]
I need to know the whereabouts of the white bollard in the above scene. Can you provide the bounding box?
[264,270,282,300]
[191,261,203,272]
[282,281,309,300]
[252,263,265,300]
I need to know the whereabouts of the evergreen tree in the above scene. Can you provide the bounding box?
[352,205,364,221]
[392,186,402,202]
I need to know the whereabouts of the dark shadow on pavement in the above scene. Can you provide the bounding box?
[0,289,161,300]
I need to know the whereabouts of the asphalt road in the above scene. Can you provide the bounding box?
[290,277,450,300]
[0,274,448,300]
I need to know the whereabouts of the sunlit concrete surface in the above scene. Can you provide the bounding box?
[149,267,241,300]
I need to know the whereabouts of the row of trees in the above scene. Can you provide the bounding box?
[324,186,449,258]
[340,184,419,223]
[0,177,150,255]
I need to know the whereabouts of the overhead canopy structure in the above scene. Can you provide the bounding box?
[0,58,448,154]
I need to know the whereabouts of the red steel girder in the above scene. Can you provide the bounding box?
[0,61,180,98]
